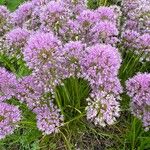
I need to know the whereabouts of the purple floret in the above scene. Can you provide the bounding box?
[0,103,21,139]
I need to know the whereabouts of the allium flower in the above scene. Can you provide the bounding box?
[126,73,150,130]
[11,2,33,27]
[137,33,150,49]
[122,0,140,14]
[5,28,30,50]
[80,44,122,126]
[80,44,121,83]
[62,0,87,15]
[40,1,65,33]
[77,10,96,27]
[122,29,140,48]
[123,20,138,31]
[121,0,150,61]
[59,20,81,42]
[86,91,120,127]
[32,68,61,95]
[90,21,119,45]
[0,0,124,136]
[16,75,44,109]
[0,103,21,139]
[23,32,62,70]
[23,7,41,31]
[0,68,18,102]
[32,0,51,6]
[60,41,86,78]
[35,102,63,135]
[95,7,118,23]
[0,6,10,36]
[76,10,97,44]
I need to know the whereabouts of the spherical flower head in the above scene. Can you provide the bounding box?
[95,7,117,23]
[122,29,140,48]
[126,73,150,107]
[0,6,9,21]
[23,32,62,70]
[86,91,120,127]
[0,103,21,139]
[122,0,140,14]
[5,28,30,49]
[16,75,44,109]
[60,41,86,78]
[59,20,81,41]
[136,33,150,49]
[80,44,121,79]
[40,1,65,28]
[35,102,64,135]
[0,6,10,36]
[80,44,122,96]
[123,20,138,31]
[77,10,97,28]
[90,21,119,45]
[23,7,42,31]
[32,68,61,95]
[126,73,150,130]
[10,2,33,27]
[121,0,150,62]
[0,67,18,102]
[62,41,85,60]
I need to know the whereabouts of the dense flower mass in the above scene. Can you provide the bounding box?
[40,1,65,32]
[32,0,51,6]
[0,0,124,138]
[16,75,44,109]
[90,21,119,45]
[35,102,63,135]
[0,6,10,36]
[126,73,150,131]
[5,28,30,57]
[86,92,120,126]
[80,44,122,82]
[122,0,150,61]
[95,6,119,23]
[23,32,62,70]
[60,41,86,79]
[80,44,122,125]
[10,2,33,27]
[0,103,21,139]
[6,28,30,49]
[0,67,18,102]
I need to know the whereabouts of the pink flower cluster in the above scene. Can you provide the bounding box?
[0,103,21,139]
[0,0,125,137]
[0,68,21,139]
[80,44,122,126]
[122,0,150,61]
[126,73,150,131]
[0,6,11,36]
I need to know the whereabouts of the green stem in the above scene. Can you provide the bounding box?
[128,52,144,75]
[63,113,86,126]
[132,118,136,150]
[54,90,65,116]
[99,0,108,6]
[104,0,107,6]
[122,53,135,74]
[60,131,72,150]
